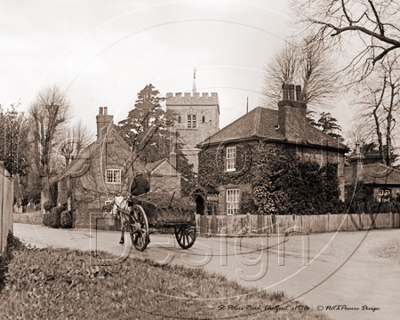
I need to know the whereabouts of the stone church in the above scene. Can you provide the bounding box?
[166,71,220,173]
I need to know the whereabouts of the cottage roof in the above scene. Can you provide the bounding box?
[197,107,348,151]
[345,162,400,185]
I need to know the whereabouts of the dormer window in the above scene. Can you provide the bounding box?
[187,114,197,129]
[226,146,236,171]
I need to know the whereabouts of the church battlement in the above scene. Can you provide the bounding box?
[166,92,219,106]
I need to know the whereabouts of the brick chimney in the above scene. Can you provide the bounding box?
[278,84,307,141]
[96,106,114,140]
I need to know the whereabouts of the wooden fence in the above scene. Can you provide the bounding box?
[0,161,13,255]
[196,212,400,236]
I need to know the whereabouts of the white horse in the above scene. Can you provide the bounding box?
[111,196,131,244]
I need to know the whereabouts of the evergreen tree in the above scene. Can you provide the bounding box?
[316,112,344,141]
[118,84,175,163]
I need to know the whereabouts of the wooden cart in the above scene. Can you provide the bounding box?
[114,194,197,252]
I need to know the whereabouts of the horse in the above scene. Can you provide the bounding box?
[111,196,131,244]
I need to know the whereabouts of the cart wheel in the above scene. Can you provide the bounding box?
[175,225,197,249]
[130,205,149,252]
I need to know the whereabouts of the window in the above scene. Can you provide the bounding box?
[379,189,391,202]
[187,115,197,129]
[379,189,391,196]
[226,146,236,171]
[226,189,239,215]
[178,116,181,123]
[105,169,121,184]
[202,116,205,123]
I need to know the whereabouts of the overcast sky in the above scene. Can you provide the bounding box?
[1,0,353,138]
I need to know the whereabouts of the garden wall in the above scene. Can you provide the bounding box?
[14,211,43,225]
[1,162,13,255]
[195,212,400,236]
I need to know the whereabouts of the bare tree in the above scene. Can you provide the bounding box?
[55,120,94,168]
[355,52,400,165]
[262,36,339,110]
[28,85,71,210]
[289,0,400,83]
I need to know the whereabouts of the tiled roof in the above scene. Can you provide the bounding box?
[345,163,400,185]
[166,92,219,106]
[198,107,347,151]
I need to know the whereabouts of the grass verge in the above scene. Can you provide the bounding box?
[0,234,330,320]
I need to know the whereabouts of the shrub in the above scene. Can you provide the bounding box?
[44,205,65,228]
[43,201,55,211]
[43,211,55,227]
[60,211,73,228]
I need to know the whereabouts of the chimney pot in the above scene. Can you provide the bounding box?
[289,84,295,100]
[99,107,103,115]
[104,107,108,115]
[295,85,302,101]
[282,84,289,100]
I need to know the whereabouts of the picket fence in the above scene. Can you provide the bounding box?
[0,162,13,255]
[195,212,400,236]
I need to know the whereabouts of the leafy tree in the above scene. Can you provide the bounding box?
[0,103,29,177]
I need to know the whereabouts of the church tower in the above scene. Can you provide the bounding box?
[166,69,220,173]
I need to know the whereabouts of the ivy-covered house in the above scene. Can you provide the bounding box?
[196,84,348,215]
[50,107,146,210]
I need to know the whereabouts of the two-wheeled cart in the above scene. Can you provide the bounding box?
[113,194,197,252]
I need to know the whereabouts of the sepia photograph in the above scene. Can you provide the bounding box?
[1,0,399,319]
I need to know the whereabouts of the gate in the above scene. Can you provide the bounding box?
[0,161,13,255]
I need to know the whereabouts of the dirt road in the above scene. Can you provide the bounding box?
[14,223,400,320]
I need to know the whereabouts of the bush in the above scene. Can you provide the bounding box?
[43,205,66,228]
[60,211,73,228]
[43,211,55,227]
[43,201,55,211]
